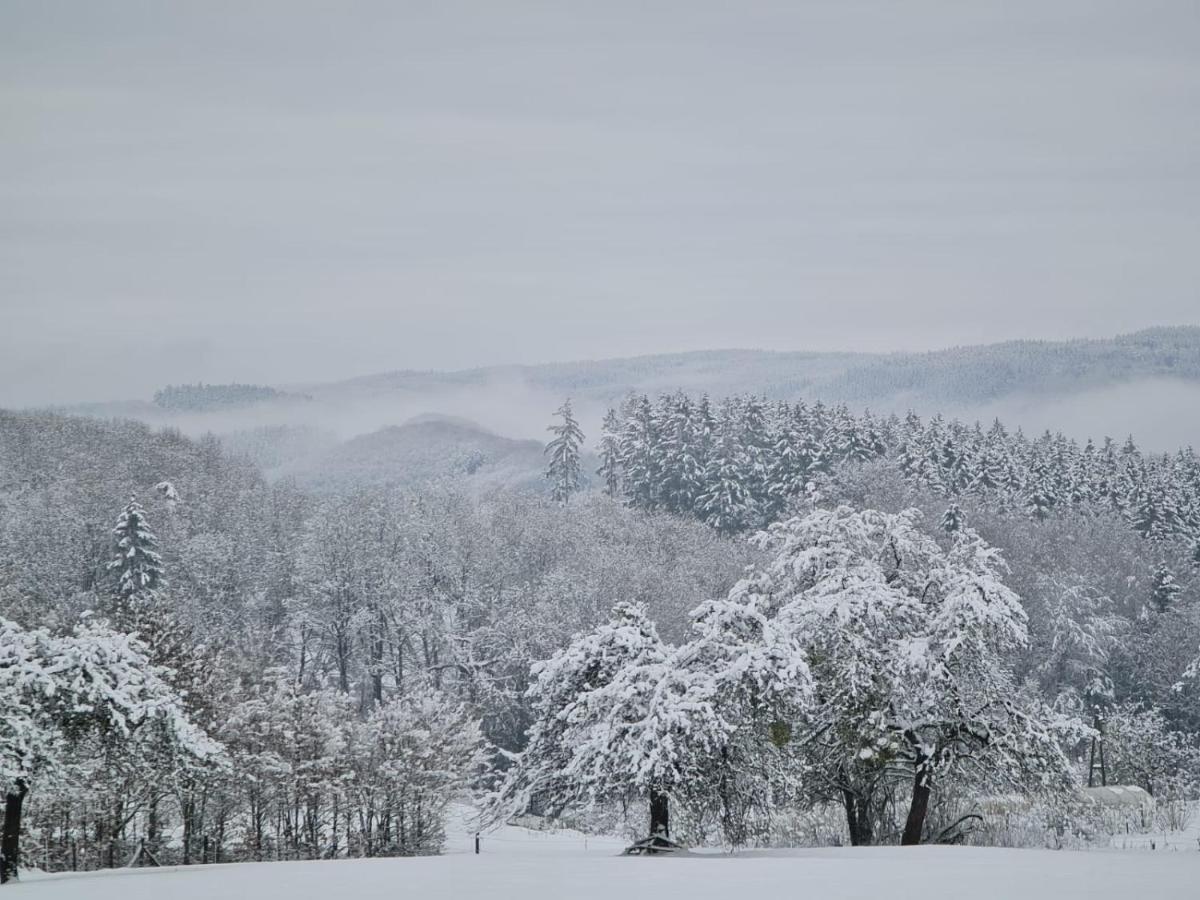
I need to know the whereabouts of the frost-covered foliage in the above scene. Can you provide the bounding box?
[1149,563,1183,613]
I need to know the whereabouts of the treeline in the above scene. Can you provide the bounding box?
[153,383,309,412]
[598,393,1200,555]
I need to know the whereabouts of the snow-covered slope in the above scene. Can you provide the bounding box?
[281,417,552,493]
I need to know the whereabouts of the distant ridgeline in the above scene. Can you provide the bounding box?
[822,326,1200,405]
[599,393,1200,555]
[153,382,310,412]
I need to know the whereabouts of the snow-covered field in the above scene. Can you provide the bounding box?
[13,815,1198,900]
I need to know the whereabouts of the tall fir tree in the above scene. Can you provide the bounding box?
[1025,455,1057,522]
[660,395,705,515]
[697,429,754,536]
[544,399,585,504]
[108,495,165,610]
[620,395,662,510]
[596,408,623,498]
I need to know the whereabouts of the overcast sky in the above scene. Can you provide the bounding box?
[2,1,1198,404]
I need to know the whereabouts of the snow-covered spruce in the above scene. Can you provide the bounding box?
[545,399,585,504]
[107,496,165,610]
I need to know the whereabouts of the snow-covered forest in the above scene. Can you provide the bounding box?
[2,386,1199,884]
[6,0,1200,895]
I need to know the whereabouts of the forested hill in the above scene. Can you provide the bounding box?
[312,326,1200,407]
[823,327,1200,404]
[295,326,1200,450]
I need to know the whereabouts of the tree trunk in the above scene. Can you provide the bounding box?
[371,612,385,706]
[1,780,29,884]
[649,788,669,839]
[147,799,161,854]
[901,764,931,846]
[842,787,874,846]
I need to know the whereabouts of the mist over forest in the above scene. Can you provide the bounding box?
[28,326,1200,465]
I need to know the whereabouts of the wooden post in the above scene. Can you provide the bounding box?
[474,832,480,855]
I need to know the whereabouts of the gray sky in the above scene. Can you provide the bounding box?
[2,1,1198,405]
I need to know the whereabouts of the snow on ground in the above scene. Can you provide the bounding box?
[13,845,1198,900]
[12,812,1198,900]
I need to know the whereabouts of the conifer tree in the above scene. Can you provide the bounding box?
[968,447,1005,497]
[660,395,705,515]
[1026,457,1057,522]
[940,502,965,533]
[1131,477,1182,541]
[697,429,754,536]
[596,408,623,498]
[620,395,662,510]
[544,399,585,504]
[1150,563,1182,613]
[108,495,165,610]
